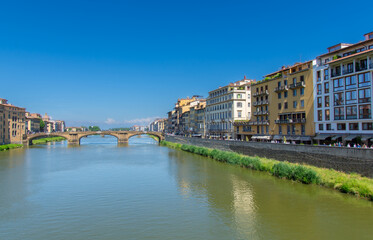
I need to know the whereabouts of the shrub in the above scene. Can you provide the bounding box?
[273,162,293,178]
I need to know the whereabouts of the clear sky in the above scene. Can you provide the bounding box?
[1,0,372,128]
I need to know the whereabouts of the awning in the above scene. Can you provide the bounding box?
[313,134,332,140]
[344,135,359,141]
[253,135,272,140]
[361,136,373,141]
[273,135,282,140]
[292,136,301,141]
[192,134,202,137]
[332,135,342,141]
[299,136,312,141]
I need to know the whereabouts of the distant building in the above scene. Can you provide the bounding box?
[149,118,167,132]
[0,98,26,144]
[66,127,86,132]
[205,77,254,139]
[130,125,146,131]
[25,112,42,133]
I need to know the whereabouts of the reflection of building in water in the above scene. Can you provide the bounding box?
[169,149,258,239]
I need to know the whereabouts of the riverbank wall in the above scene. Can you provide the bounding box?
[165,135,373,177]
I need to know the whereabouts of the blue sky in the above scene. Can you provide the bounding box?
[1,0,372,128]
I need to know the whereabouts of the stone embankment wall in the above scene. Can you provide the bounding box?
[165,135,373,177]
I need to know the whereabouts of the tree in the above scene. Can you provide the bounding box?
[40,120,45,132]
[88,126,101,131]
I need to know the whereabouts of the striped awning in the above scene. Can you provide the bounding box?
[344,135,359,141]
[331,135,342,141]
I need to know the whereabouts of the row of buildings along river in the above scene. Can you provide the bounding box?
[0,98,66,145]
[150,31,373,146]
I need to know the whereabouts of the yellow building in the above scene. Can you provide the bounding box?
[234,61,315,143]
[0,98,26,144]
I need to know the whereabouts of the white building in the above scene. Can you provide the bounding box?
[313,31,373,144]
[205,77,254,139]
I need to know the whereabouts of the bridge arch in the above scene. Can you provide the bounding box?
[127,132,163,143]
[77,132,120,144]
[26,133,68,145]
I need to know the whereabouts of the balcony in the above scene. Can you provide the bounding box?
[252,90,269,97]
[342,69,354,75]
[253,110,269,116]
[289,81,305,89]
[356,65,368,72]
[250,120,269,126]
[275,118,306,124]
[331,71,341,78]
[274,85,288,92]
[253,100,268,106]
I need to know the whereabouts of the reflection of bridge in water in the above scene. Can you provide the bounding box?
[24,131,164,146]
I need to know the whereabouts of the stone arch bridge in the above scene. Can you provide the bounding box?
[24,131,164,146]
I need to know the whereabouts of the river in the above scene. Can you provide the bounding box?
[0,135,372,240]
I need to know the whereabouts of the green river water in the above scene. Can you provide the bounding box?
[0,135,372,240]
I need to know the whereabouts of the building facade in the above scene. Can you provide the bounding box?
[0,98,26,144]
[313,32,373,145]
[205,77,254,139]
[25,112,42,134]
[234,61,315,143]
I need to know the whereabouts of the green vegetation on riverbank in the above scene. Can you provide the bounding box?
[32,137,66,145]
[161,140,373,201]
[0,144,23,151]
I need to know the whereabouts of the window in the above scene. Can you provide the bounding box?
[237,94,242,99]
[358,88,371,103]
[362,122,373,130]
[293,101,297,108]
[237,102,243,108]
[345,76,356,89]
[349,123,359,130]
[293,78,297,85]
[317,84,322,95]
[278,93,281,99]
[287,125,290,135]
[345,91,357,104]
[300,88,304,96]
[317,71,321,82]
[337,123,346,130]
[358,73,370,87]
[300,100,304,108]
[333,78,344,91]
[325,109,330,121]
[248,103,250,107]
[326,124,332,130]
[301,125,305,135]
[346,105,357,119]
[284,80,287,86]
[324,69,329,80]
[325,96,330,107]
[317,97,322,108]
[278,125,282,134]
[278,81,281,88]
[284,102,288,109]
[293,89,297,96]
[324,82,329,93]
[237,110,242,118]
[359,105,371,119]
[319,124,324,130]
[292,125,295,135]
[334,107,344,120]
[334,92,344,106]
[284,91,288,98]
[278,103,282,110]
[318,110,322,121]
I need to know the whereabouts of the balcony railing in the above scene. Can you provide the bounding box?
[342,69,354,75]
[253,110,269,116]
[253,100,268,106]
[289,81,305,89]
[275,119,306,124]
[253,90,269,97]
[274,85,288,92]
[331,71,341,78]
[356,65,368,72]
[250,120,269,126]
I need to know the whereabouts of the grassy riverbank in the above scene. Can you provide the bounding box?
[32,137,66,145]
[0,144,23,151]
[161,140,373,201]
